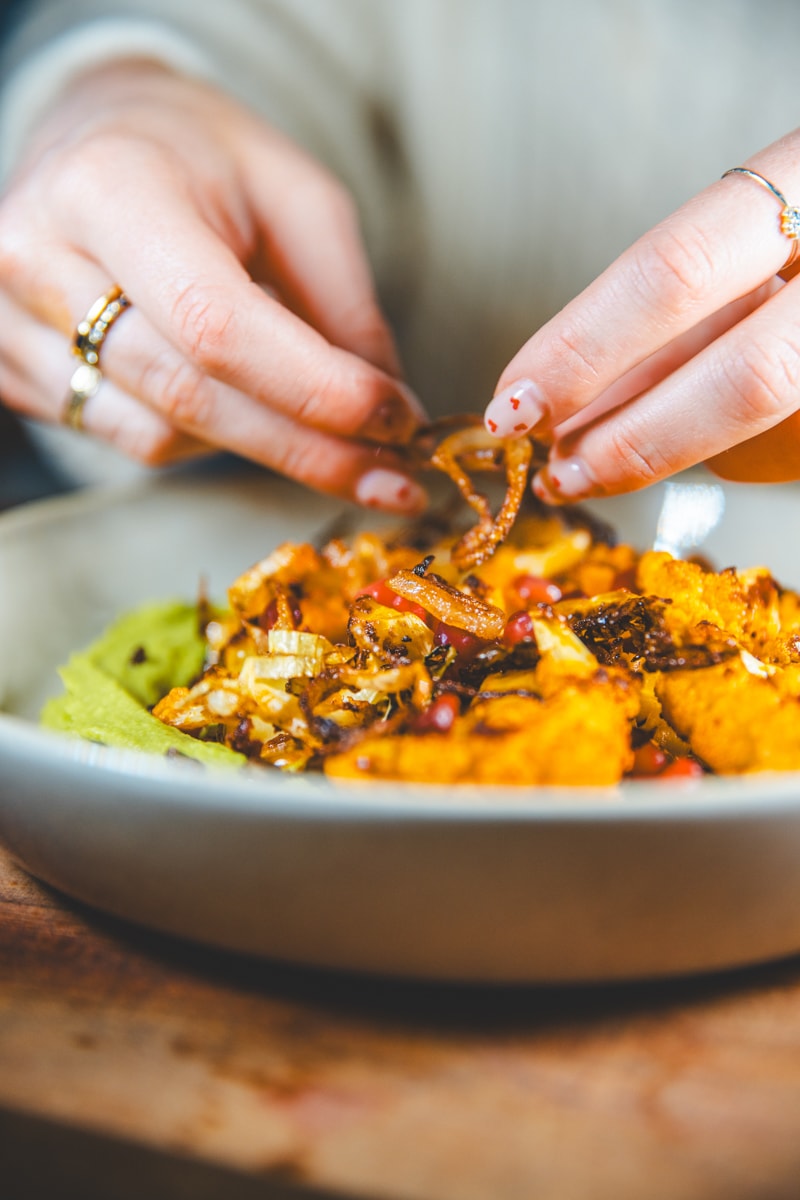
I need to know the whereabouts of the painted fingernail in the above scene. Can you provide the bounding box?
[356,468,428,514]
[533,456,595,504]
[360,385,427,444]
[484,379,545,438]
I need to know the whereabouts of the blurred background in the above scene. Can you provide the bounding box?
[0,408,70,510]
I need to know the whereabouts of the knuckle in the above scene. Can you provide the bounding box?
[141,353,216,430]
[293,360,390,437]
[169,283,238,373]
[548,324,603,388]
[291,362,343,429]
[604,421,671,487]
[51,134,146,205]
[47,147,101,208]
[631,221,717,316]
[728,335,800,425]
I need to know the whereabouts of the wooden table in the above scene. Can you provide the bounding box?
[3,844,800,1200]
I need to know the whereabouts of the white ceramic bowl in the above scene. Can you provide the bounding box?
[2,466,800,982]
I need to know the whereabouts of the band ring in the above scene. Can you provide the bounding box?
[721,167,800,280]
[63,284,131,429]
[63,362,102,431]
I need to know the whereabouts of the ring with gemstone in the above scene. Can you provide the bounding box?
[73,284,131,367]
[721,167,800,280]
[63,361,102,431]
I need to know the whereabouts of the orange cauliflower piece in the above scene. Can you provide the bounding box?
[656,656,800,773]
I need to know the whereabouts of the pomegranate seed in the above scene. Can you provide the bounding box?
[434,621,484,659]
[504,610,535,647]
[258,596,303,631]
[630,742,668,777]
[660,757,705,780]
[413,693,460,733]
[513,574,563,605]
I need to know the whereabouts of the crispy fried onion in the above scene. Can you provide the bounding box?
[428,419,535,570]
[387,568,506,640]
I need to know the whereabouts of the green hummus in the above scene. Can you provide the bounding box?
[42,601,244,769]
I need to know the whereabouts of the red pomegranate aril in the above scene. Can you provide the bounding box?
[414,693,461,733]
[504,610,535,647]
[258,596,303,631]
[660,757,705,780]
[514,574,563,605]
[630,742,668,777]
[433,621,484,659]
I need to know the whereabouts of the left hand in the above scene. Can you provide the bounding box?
[484,129,800,501]
[0,62,427,512]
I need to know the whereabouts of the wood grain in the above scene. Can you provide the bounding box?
[2,844,800,1200]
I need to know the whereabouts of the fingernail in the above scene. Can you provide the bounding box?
[360,385,427,444]
[484,379,545,438]
[533,456,595,504]
[356,468,428,514]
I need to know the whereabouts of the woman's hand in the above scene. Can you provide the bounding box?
[484,130,800,501]
[0,61,427,512]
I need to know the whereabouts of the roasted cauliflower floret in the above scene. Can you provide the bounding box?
[636,552,781,654]
[656,655,800,773]
[325,680,635,786]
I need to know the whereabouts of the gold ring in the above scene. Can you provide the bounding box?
[722,167,800,280]
[64,284,131,430]
[73,284,131,366]
[63,362,102,431]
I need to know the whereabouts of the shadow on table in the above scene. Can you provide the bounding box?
[22,861,800,1037]
[0,1105,358,1200]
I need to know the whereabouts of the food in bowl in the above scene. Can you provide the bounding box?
[43,423,800,785]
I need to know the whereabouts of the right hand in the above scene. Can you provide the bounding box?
[0,61,427,512]
[483,131,800,503]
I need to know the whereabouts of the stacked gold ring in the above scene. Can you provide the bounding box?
[73,285,131,366]
[63,284,131,430]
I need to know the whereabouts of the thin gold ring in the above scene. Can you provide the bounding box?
[722,167,800,280]
[73,284,131,366]
[63,362,102,431]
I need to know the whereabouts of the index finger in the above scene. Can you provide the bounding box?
[485,142,800,437]
[57,145,422,446]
